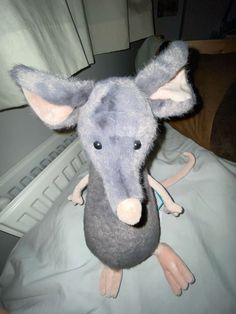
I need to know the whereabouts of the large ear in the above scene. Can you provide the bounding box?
[135,41,195,118]
[10,65,94,129]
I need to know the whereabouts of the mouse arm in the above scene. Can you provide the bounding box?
[148,174,183,216]
[68,174,89,205]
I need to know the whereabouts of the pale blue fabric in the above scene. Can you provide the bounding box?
[1,124,236,313]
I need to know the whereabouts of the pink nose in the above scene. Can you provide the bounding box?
[117,198,142,225]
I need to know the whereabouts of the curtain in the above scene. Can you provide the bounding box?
[0,0,154,110]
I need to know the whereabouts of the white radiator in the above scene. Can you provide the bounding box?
[0,133,88,237]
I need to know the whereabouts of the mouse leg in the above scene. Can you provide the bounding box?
[99,265,123,298]
[154,243,194,296]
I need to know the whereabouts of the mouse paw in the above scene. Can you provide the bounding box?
[154,243,194,296]
[99,266,123,298]
[163,203,183,217]
[67,193,84,205]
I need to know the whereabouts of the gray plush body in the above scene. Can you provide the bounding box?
[84,164,160,269]
[11,41,196,273]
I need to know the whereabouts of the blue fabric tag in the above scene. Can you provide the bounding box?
[155,192,164,210]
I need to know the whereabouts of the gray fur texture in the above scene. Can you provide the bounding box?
[78,78,157,215]
[11,41,195,269]
[84,165,160,269]
[11,65,94,107]
[135,41,188,96]
[10,65,94,129]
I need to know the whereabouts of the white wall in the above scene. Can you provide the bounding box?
[182,0,231,40]
[153,0,185,40]
[0,107,53,177]
[154,0,232,40]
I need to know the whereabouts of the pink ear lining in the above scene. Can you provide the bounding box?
[23,89,74,126]
[150,69,192,102]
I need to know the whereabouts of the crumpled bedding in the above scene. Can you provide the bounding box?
[0,124,236,314]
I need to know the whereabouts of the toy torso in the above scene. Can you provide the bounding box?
[84,164,160,269]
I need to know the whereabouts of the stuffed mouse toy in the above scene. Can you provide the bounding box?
[11,41,196,298]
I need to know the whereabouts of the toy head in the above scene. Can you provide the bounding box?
[11,41,195,225]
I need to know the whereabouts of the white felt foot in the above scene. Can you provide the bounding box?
[154,243,194,296]
[99,265,123,298]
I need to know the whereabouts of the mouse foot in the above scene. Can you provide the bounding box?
[154,243,194,296]
[99,265,123,298]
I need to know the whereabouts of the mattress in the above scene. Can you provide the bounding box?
[0,124,236,314]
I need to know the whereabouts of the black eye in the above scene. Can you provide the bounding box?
[93,141,102,150]
[134,140,141,150]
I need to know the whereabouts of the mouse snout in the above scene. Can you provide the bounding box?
[116,198,142,225]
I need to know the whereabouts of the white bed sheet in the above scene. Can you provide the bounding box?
[1,124,236,314]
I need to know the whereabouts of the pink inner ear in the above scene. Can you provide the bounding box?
[23,89,74,126]
[150,69,192,101]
